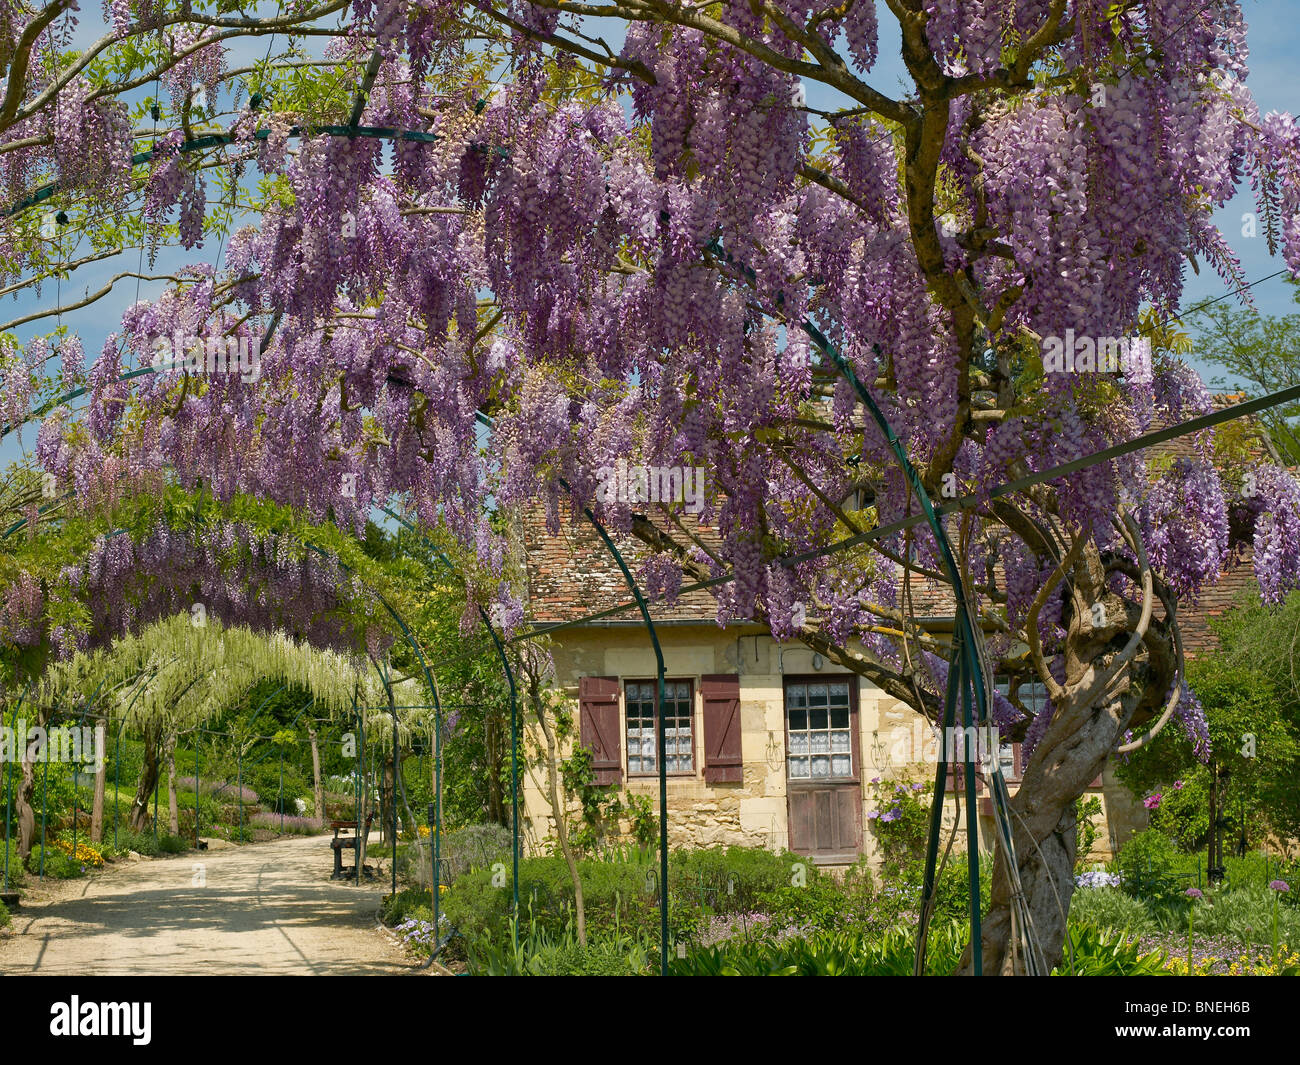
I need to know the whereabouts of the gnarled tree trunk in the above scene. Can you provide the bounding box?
[128,725,161,833]
[308,723,324,823]
[15,703,52,860]
[90,714,107,843]
[167,735,179,835]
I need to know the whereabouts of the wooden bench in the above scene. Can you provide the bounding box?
[330,814,375,879]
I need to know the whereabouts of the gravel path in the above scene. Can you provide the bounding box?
[0,833,419,976]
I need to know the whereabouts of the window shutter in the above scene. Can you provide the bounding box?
[945,760,987,794]
[579,676,622,785]
[700,674,743,783]
[1007,742,1024,785]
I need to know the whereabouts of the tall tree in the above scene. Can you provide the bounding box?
[3,0,1300,972]
[1190,276,1300,464]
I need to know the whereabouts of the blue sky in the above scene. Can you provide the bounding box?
[3,1,1299,469]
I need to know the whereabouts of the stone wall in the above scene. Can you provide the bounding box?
[521,623,1133,867]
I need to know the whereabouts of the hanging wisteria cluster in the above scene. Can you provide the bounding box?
[1,1,1296,704]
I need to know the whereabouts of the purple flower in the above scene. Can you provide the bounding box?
[1270,880,1290,893]
[911,782,923,791]
[866,809,880,820]
[880,808,902,823]
[1143,793,1162,810]
[1186,888,1203,899]
[870,776,880,784]
[1075,871,1122,889]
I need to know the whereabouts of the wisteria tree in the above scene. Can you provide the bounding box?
[3,0,1300,973]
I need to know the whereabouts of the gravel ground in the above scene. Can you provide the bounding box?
[0,833,421,976]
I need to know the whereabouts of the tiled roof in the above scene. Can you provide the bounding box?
[519,505,724,624]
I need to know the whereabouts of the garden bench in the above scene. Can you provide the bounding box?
[330,814,375,879]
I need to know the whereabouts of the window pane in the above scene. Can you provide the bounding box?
[789,757,808,778]
[830,708,849,730]
[831,754,851,776]
[809,707,828,731]
[809,684,828,702]
[789,732,808,754]
[829,683,849,705]
[811,732,830,754]
[831,731,850,753]
[811,755,830,777]
[788,687,806,707]
[788,708,807,731]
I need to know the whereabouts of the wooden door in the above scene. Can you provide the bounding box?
[785,677,862,861]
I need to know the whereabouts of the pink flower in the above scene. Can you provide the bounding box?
[1172,780,1184,790]
[1186,887,1203,899]
[1270,880,1290,893]
[1143,793,1162,810]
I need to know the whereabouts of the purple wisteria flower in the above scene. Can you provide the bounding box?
[1270,880,1291,893]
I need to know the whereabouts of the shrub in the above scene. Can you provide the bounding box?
[2,840,24,886]
[1116,829,1188,903]
[1164,884,1300,947]
[671,845,812,915]
[54,836,103,868]
[0,899,9,929]
[26,846,84,879]
[865,778,933,871]
[444,853,661,941]
[462,922,652,975]
[534,939,649,975]
[442,824,515,882]
[174,777,260,804]
[1068,886,1157,935]
[247,812,323,835]
[158,834,189,855]
[381,886,447,927]
[669,921,969,976]
[108,829,160,858]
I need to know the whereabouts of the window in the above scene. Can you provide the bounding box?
[786,680,853,780]
[625,680,694,775]
[994,679,1032,784]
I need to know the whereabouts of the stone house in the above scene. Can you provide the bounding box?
[515,396,1265,867]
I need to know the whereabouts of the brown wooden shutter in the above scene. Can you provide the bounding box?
[579,676,622,785]
[1006,742,1024,785]
[701,674,743,783]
